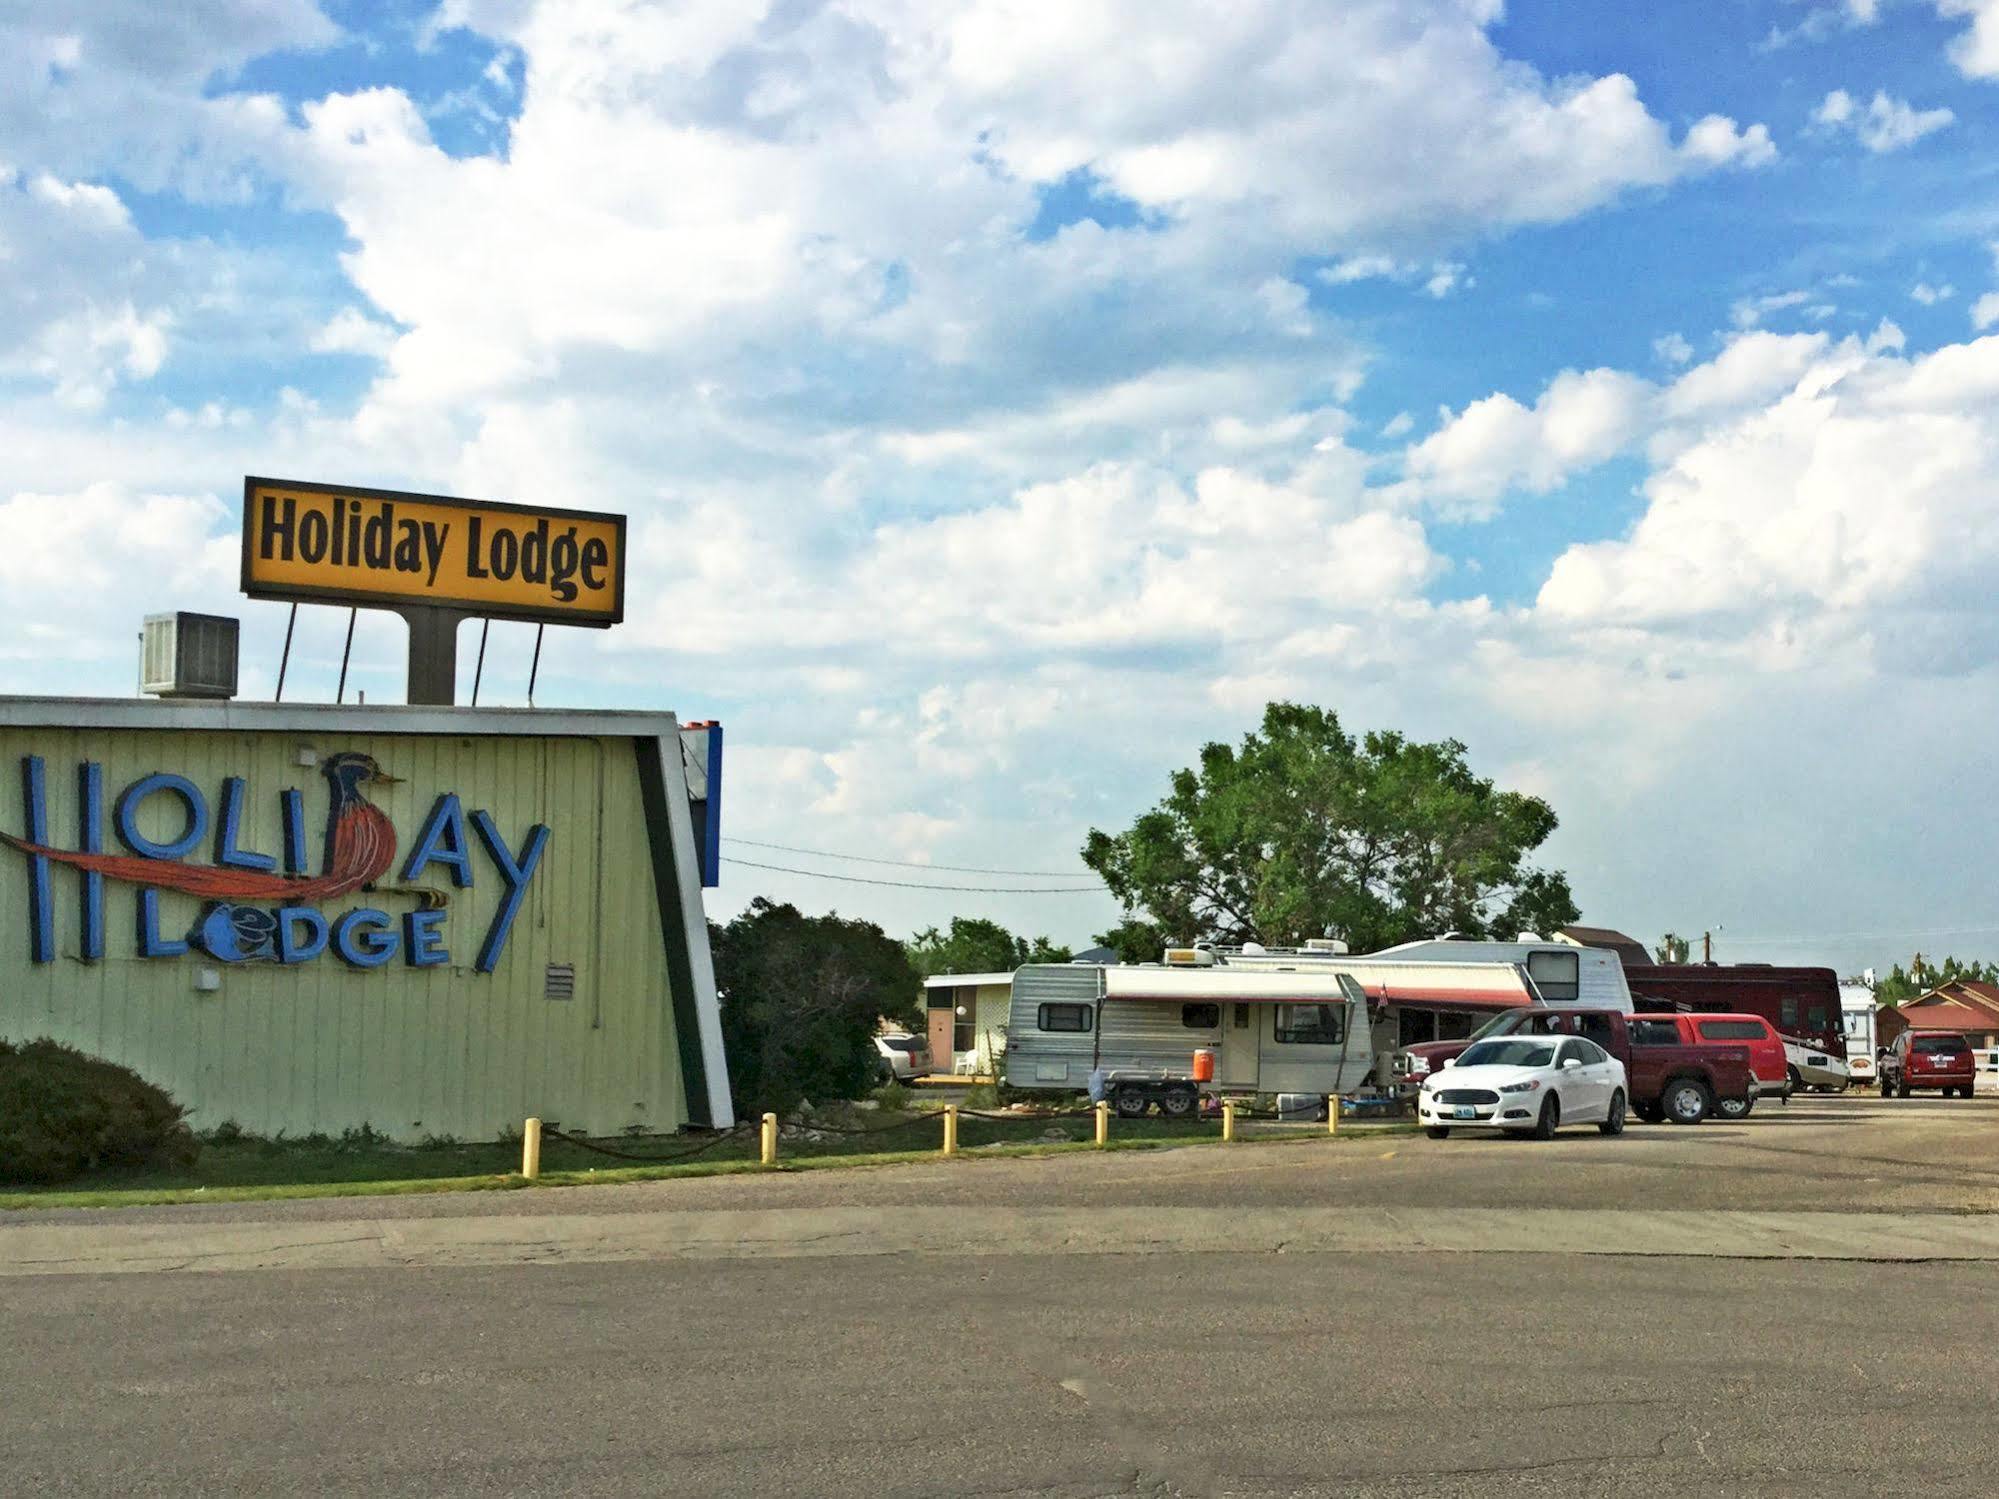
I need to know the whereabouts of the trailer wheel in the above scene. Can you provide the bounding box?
[1112,1086,1151,1119]
[1158,1085,1198,1119]
[1714,1093,1754,1121]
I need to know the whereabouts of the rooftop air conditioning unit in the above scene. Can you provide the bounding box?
[141,612,240,700]
[1305,938,1350,954]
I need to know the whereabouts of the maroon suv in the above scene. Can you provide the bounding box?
[1878,1029,1977,1099]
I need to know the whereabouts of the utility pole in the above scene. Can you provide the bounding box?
[1703,930,1712,964]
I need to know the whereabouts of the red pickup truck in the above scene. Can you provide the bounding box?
[1403,1007,1758,1125]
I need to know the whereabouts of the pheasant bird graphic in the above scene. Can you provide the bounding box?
[1,752,408,903]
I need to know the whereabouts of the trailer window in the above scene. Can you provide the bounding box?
[1805,1004,1829,1033]
[1273,1003,1345,1045]
[1234,1003,1251,1029]
[1181,1003,1221,1030]
[1526,951,1580,1002]
[1780,996,1799,1027]
[1037,1003,1092,1033]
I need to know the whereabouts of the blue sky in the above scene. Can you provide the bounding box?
[7,0,1999,976]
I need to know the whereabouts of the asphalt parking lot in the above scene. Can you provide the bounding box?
[5,1091,1996,1497]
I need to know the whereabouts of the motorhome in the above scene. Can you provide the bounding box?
[1206,937,1632,1090]
[1841,983,1877,1086]
[1622,964,1847,1089]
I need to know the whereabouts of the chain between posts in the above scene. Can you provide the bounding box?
[522,1092,1361,1177]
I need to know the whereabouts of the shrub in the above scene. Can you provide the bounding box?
[0,1038,199,1184]
[871,1080,912,1112]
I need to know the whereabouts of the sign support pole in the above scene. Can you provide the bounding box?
[399,606,469,706]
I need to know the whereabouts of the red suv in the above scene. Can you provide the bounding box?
[1878,1029,1977,1099]
[1673,1014,1788,1117]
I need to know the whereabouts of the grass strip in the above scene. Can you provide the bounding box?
[0,1122,1418,1212]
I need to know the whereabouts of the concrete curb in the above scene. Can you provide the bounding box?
[1,1205,1994,1277]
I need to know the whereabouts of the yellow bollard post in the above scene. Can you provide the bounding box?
[521,1117,542,1180]
[943,1105,959,1157]
[1222,1099,1236,1142]
[760,1111,778,1166]
[1328,1095,1340,1135]
[1095,1099,1109,1147]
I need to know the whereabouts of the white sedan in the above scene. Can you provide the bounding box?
[1417,1036,1628,1140]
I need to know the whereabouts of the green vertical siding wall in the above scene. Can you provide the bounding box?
[0,724,693,1140]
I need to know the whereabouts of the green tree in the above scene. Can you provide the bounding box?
[905,917,1072,978]
[1875,955,1998,1007]
[1082,702,1579,953]
[710,898,922,1115]
[1657,932,1691,964]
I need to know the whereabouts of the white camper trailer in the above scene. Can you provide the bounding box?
[1198,937,1626,1087]
[1004,962,1374,1117]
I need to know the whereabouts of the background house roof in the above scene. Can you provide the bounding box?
[1903,981,1999,1029]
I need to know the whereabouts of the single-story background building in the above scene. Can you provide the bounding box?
[1878,981,1999,1052]
[923,971,1012,1075]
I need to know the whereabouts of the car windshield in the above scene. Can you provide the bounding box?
[1458,1039,1556,1069]
[1911,1035,1963,1054]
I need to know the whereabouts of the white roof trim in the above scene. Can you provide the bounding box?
[0,695,679,740]
[923,972,1015,987]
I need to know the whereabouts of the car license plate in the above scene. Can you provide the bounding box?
[1453,1106,1477,1119]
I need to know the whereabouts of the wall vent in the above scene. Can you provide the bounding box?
[141,612,240,700]
[545,963,576,1000]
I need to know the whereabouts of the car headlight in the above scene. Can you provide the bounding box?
[1499,1080,1541,1094]
[1410,1057,1430,1073]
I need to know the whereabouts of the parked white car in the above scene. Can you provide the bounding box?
[1418,1036,1628,1140]
[873,1033,931,1083]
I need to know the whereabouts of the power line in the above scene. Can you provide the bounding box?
[724,836,1100,880]
[1717,923,1999,949]
[724,857,1103,895]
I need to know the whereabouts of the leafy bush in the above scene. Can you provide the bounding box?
[0,1038,199,1184]
[871,1080,913,1112]
[711,898,923,1115]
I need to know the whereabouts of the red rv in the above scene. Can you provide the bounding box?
[1623,964,1847,1092]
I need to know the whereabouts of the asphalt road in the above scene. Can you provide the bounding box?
[6,1092,1996,1497]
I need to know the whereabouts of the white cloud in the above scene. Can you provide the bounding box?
[0,171,180,406]
[1731,289,1814,328]
[0,484,237,677]
[1937,0,1999,78]
[0,2,326,198]
[1321,255,1403,285]
[1405,329,1842,508]
[1653,332,1694,366]
[1679,115,1778,168]
[310,307,400,360]
[1912,282,1956,305]
[1813,88,1954,151]
[1423,262,1470,298]
[1403,367,1651,510]
[1320,256,1473,298]
[1537,334,1999,644]
[1973,292,1999,330]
